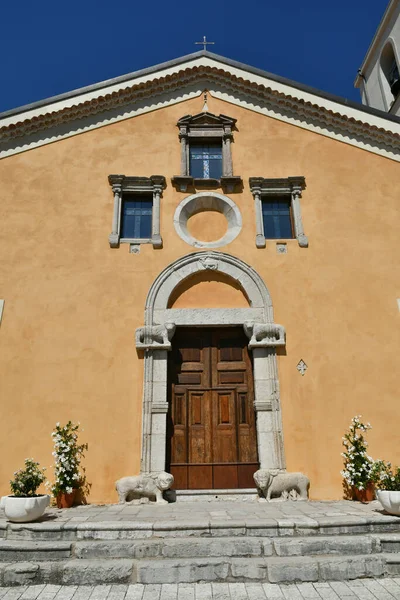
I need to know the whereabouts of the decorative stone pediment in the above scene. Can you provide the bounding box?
[177,112,236,134]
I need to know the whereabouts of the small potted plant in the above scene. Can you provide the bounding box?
[50,421,89,508]
[1,458,49,522]
[371,459,400,516]
[340,415,375,502]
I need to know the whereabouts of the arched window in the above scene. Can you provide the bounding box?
[380,41,400,108]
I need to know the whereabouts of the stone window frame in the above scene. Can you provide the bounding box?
[172,112,242,193]
[173,191,242,249]
[108,175,166,249]
[249,176,308,248]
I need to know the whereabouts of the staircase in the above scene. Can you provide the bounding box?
[0,512,399,586]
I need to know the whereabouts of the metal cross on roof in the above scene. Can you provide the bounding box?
[195,36,215,51]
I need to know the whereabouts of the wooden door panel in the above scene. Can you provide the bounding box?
[188,465,212,489]
[170,390,187,465]
[171,466,188,490]
[178,372,202,385]
[237,391,258,463]
[217,361,247,371]
[212,390,237,464]
[211,330,250,389]
[238,464,259,488]
[171,330,211,388]
[188,390,212,464]
[168,327,259,490]
[218,371,245,385]
[214,465,238,489]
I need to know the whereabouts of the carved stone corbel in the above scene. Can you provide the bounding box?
[135,323,176,350]
[243,321,286,348]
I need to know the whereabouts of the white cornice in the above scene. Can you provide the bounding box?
[1,55,399,161]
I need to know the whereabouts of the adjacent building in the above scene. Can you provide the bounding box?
[355,0,400,115]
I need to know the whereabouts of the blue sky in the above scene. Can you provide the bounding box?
[1,0,388,113]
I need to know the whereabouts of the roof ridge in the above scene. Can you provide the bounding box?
[1,50,400,126]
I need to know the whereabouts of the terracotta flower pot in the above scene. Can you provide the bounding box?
[56,489,77,509]
[353,482,375,502]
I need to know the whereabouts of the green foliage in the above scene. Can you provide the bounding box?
[371,460,400,491]
[10,458,46,497]
[340,415,373,491]
[49,421,90,499]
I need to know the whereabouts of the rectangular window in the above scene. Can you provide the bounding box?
[189,143,223,179]
[261,197,294,239]
[120,195,152,239]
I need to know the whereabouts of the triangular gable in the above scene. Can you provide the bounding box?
[1,51,399,161]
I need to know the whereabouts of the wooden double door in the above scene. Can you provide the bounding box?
[167,327,259,490]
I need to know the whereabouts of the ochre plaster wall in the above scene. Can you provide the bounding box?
[0,95,399,502]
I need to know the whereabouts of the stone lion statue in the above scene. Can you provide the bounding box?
[253,469,309,501]
[115,471,174,505]
[243,321,285,346]
[135,323,176,348]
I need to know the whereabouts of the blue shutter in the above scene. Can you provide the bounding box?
[189,143,222,179]
[262,197,293,239]
[121,196,152,239]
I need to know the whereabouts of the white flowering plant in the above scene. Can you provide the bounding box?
[340,415,374,491]
[49,421,89,498]
[370,460,400,491]
[10,458,46,497]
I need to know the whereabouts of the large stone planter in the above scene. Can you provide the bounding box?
[0,494,50,522]
[376,490,400,516]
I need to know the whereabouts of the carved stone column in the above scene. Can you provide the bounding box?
[291,187,308,248]
[149,350,169,473]
[243,320,286,472]
[222,131,233,177]
[136,324,176,474]
[179,129,188,176]
[252,186,266,248]
[152,185,163,249]
[109,180,123,248]
[252,348,286,471]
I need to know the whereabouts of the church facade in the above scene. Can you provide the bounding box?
[0,51,399,502]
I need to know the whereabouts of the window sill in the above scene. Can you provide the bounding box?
[111,236,163,249]
[256,235,308,249]
[171,175,243,193]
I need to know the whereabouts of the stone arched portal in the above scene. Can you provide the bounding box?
[136,251,286,484]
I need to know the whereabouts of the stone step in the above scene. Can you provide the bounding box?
[136,554,400,584]
[0,559,134,586]
[0,553,399,586]
[4,516,400,541]
[0,534,398,562]
[380,535,400,553]
[173,489,258,502]
[0,541,72,562]
[74,537,267,559]
[74,534,400,559]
